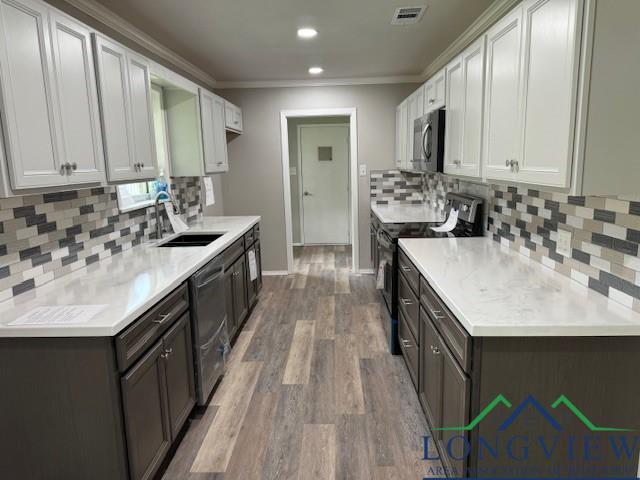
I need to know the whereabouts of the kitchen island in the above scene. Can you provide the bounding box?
[398,237,640,478]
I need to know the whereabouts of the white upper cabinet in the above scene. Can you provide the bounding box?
[483,0,580,187]
[444,37,485,178]
[460,38,485,179]
[224,101,243,133]
[200,89,228,173]
[424,68,446,112]
[517,0,579,187]
[406,88,423,169]
[126,52,158,179]
[396,100,408,169]
[444,56,464,174]
[49,11,104,184]
[94,34,157,182]
[482,7,523,182]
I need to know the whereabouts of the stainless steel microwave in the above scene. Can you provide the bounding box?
[412,108,445,173]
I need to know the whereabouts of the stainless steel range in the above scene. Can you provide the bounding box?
[372,192,484,354]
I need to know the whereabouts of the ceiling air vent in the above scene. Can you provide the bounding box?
[391,6,427,25]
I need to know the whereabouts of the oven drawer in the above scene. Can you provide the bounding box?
[398,249,420,295]
[115,283,189,373]
[398,271,419,340]
[399,308,419,389]
[420,277,471,373]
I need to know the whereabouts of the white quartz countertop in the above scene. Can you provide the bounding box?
[371,203,445,224]
[0,216,260,338]
[399,237,640,337]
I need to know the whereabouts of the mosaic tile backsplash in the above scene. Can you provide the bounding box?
[370,169,640,313]
[0,177,202,302]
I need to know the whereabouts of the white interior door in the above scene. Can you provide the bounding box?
[300,125,350,245]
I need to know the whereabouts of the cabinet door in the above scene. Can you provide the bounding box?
[233,255,249,328]
[419,313,443,436]
[121,341,171,480]
[433,70,446,108]
[482,8,522,181]
[232,105,243,132]
[395,105,403,168]
[255,241,262,292]
[443,56,464,175]
[459,37,485,178]
[517,0,579,187]
[223,266,236,338]
[127,52,158,179]
[440,338,470,478]
[162,313,195,439]
[424,80,435,112]
[200,90,228,173]
[93,35,135,181]
[224,102,234,130]
[49,12,104,184]
[0,0,66,189]
[246,250,257,308]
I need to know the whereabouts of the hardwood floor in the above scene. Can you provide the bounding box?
[162,245,440,479]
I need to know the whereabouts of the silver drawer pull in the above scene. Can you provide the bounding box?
[401,266,411,272]
[153,313,171,325]
[431,345,441,355]
[400,298,413,306]
[401,338,412,348]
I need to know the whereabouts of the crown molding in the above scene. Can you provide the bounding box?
[215,75,422,89]
[61,0,217,89]
[420,0,521,80]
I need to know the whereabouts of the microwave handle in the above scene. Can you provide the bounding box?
[422,122,432,160]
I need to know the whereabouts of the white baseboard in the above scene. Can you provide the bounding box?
[357,269,374,275]
[263,270,290,276]
[292,243,303,247]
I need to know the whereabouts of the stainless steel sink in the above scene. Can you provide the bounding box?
[157,233,223,247]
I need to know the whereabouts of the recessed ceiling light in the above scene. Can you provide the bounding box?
[308,67,323,75]
[297,28,318,39]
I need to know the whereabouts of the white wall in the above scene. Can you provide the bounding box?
[216,83,417,272]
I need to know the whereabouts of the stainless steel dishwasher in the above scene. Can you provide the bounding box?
[189,255,229,406]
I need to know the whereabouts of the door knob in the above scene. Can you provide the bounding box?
[303,191,312,196]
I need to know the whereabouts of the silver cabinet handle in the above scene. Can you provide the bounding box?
[401,266,411,272]
[400,297,413,306]
[431,345,441,355]
[153,313,171,325]
[453,159,461,166]
[303,191,312,196]
[71,162,77,171]
[505,159,510,167]
[63,162,72,172]
[165,348,173,355]
[140,163,144,168]
[429,98,435,105]
[401,338,412,348]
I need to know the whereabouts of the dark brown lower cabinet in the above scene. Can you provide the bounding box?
[162,313,196,438]
[121,342,171,480]
[419,308,443,434]
[121,312,195,480]
[232,253,249,328]
[255,240,263,292]
[246,240,262,307]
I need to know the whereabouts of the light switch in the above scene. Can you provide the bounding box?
[359,164,367,176]
[557,229,572,257]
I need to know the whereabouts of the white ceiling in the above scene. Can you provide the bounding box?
[93,0,494,83]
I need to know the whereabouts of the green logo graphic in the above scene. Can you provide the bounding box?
[432,394,633,432]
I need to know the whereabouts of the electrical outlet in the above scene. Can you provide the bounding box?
[359,164,367,176]
[557,229,572,257]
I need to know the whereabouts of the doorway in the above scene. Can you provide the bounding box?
[297,121,350,245]
[280,108,359,274]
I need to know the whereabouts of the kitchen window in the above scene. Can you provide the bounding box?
[116,181,168,213]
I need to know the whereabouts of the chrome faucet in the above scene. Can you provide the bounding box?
[154,191,181,240]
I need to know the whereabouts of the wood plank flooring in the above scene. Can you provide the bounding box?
[162,245,440,480]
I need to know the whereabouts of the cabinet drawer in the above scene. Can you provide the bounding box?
[116,284,189,373]
[399,249,420,295]
[398,271,419,340]
[420,277,471,373]
[223,237,245,268]
[244,228,255,247]
[399,309,419,389]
